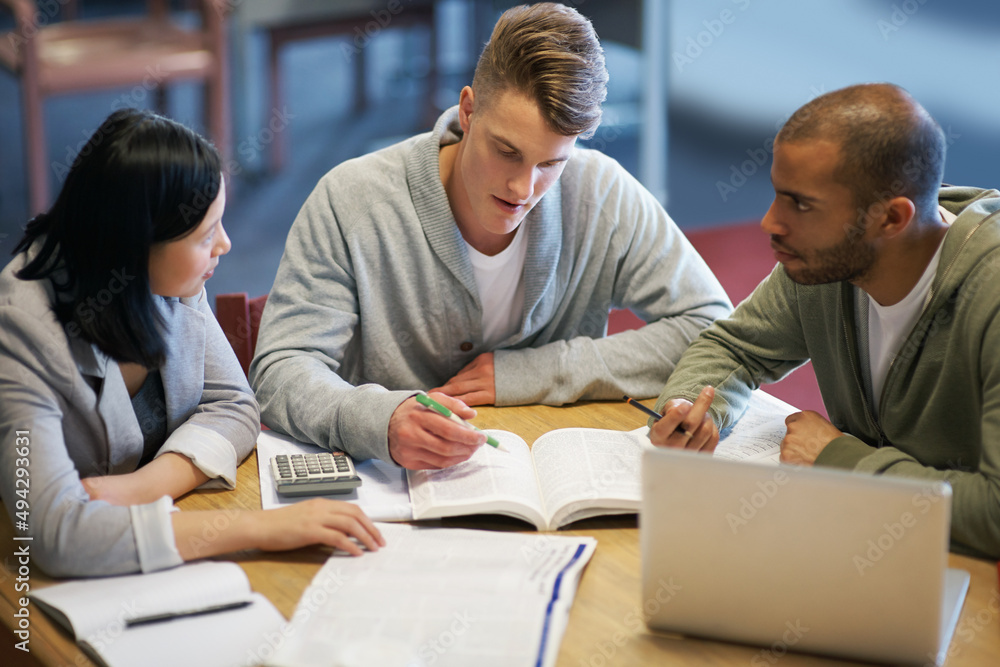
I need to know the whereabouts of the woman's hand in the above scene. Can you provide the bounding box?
[172,500,386,561]
[248,498,386,556]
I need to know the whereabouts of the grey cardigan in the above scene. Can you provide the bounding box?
[0,250,259,577]
[251,107,731,463]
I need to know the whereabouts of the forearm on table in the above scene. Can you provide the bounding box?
[83,453,211,506]
[123,453,213,503]
[654,336,762,426]
[145,452,212,497]
[171,510,258,561]
[655,306,811,426]
[492,315,697,406]
[254,356,409,461]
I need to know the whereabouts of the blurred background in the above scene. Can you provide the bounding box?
[1,0,997,305]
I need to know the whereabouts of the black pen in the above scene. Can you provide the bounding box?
[623,395,663,420]
[623,395,694,438]
[126,600,252,627]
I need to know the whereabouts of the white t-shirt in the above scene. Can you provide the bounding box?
[466,225,529,349]
[867,207,956,412]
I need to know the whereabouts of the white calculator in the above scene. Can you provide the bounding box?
[270,451,363,497]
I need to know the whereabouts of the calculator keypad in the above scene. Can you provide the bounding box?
[271,451,362,496]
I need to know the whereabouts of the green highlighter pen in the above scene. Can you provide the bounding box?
[414,392,505,451]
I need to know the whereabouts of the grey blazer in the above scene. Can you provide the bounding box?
[0,250,259,577]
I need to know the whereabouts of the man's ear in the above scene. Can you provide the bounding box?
[879,196,917,239]
[458,86,475,134]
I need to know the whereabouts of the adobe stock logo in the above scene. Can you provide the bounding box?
[339,0,417,63]
[852,486,945,576]
[877,0,931,40]
[672,0,752,72]
[750,620,811,667]
[725,469,790,534]
[64,268,135,338]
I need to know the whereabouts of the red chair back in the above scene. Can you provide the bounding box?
[215,292,268,377]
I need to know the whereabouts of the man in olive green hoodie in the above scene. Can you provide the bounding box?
[650,83,1000,560]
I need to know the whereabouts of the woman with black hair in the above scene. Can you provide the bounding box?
[0,109,383,577]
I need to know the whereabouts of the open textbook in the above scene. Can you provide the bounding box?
[408,390,796,530]
[30,561,285,667]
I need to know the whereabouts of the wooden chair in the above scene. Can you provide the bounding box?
[215,292,268,378]
[0,0,231,215]
[255,0,437,172]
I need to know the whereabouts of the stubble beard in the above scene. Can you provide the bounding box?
[783,235,877,286]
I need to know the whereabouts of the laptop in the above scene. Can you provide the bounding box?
[640,447,970,666]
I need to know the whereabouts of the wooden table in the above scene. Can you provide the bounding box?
[2,401,998,666]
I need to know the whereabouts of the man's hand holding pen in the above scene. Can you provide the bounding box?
[648,386,720,452]
[388,392,484,470]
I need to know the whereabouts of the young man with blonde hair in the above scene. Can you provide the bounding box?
[651,83,1000,559]
[252,3,730,470]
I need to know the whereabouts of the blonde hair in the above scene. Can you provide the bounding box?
[472,3,608,139]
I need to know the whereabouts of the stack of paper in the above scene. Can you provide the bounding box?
[267,523,596,667]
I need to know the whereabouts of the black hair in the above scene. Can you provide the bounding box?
[14,108,222,368]
[777,83,946,217]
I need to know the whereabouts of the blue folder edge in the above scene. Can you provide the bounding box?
[535,543,589,667]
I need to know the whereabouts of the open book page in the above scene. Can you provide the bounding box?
[531,428,645,530]
[713,390,798,464]
[30,561,252,640]
[408,431,548,529]
[257,430,411,520]
[267,523,596,667]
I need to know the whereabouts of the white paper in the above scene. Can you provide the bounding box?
[94,593,285,667]
[632,390,793,463]
[256,431,412,520]
[713,390,798,464]
[266,523,596,667]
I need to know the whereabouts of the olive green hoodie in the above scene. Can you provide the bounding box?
[656,186,1000,559]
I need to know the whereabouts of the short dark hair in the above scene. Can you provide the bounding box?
[14,108,222,368]
[472,2,608,139]
[776,83,946,217]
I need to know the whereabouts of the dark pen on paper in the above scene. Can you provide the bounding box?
[126,600,252,627]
